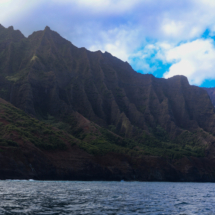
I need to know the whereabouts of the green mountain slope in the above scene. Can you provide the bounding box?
[0,98,77,149]
[0,97,214,181]
[0,97,204,159]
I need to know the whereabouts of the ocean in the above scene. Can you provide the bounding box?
[0,180,215,214]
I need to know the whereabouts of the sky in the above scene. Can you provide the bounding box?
[1,0,215,87]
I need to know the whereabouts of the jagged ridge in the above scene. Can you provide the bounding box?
[1,25,215,181]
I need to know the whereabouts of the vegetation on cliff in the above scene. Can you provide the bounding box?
[0,97,206,160]
[0,98,77,150]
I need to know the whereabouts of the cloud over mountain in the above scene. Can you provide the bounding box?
[163,39,215,85]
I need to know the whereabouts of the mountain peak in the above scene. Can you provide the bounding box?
[8,26,14,30]
[168,75,189,85]
[44,26,51,31]
[0,25,24,41]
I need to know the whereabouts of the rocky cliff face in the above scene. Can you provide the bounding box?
[1,25,215,181]
[204,87,215,107]
[1,25,215,136]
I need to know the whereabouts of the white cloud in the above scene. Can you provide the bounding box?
[0,0,41,26]
[89,26,143,61]
[52,0,141,15]
[50,0,215,41]
[128,43,161,73]
[131,38,215,85]
[1,0,215,42]
[162,39,215,85]
[62,0,215,66]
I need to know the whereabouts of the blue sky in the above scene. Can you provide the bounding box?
[1,0,215,87]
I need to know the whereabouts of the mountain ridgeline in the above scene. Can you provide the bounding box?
[1,24,215,181]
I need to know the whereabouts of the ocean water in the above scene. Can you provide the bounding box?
[0,181,215,214]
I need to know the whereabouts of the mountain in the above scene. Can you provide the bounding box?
[204,88,215,107]
[1,24,215,181]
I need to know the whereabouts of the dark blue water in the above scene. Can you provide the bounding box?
[0,181,215,214]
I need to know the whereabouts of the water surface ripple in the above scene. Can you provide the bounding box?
[0,181,215,214]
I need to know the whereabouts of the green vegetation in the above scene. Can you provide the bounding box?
[37,110,206,158]
[71,124,205,158]
[0,102,77,150]
[136,130,206,159]
[5,68,29,83]
[0,138,18,147]
[0,100,206,159]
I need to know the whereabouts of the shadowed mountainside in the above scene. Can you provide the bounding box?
[1,98,215,182]
[1,24,215,181]
[204,87,215,107]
